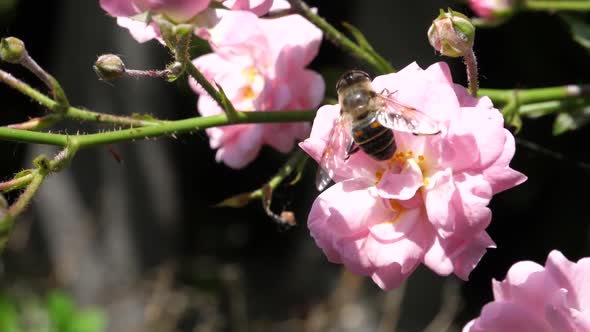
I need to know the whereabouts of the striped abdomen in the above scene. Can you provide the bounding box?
[351,115,395,161]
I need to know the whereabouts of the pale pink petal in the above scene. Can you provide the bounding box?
[224,0,274,16]
[422,235,454,276]
[448,231,495,280]
[153,0,212,22]
[546,289,579,332]
[259,13,322,70]
[483,130,527,194]
[263,122,309,153]
[371,260,419,291]
[207,11,267,66]
[377,159,423,200]
[466,302,552,332]
[116,17,160,43]
[424,168,457,235]
[452,173,493,235]
[454,105,506,169]
[214,124,263,169]
[100,0,138,16]
[545,250,590,311]
[284,69,325,110]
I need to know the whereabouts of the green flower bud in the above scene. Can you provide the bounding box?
[93,54,126,81]
[428,9,476,58]
[0,37,27,64]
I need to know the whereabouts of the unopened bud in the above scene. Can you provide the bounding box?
[428,9,475,58]
[0,37,27,64]
[93,54,126,81]
[469,0,515,20]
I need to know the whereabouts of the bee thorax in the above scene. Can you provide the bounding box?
[340,89,374,115]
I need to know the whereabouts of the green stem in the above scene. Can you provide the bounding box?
[0,172,34,192]
[183,56,240,121]
[479,84,589,105]
[20,54,70,108]
[524,1,590,11]
[0,68,164,127]
[0,167,47,249]
[464,49,479,97]
[0,68,56,109]
[0,110,316,147]
[286,0,394,74]
[250,149,309,201]
[519,97,590,117]
[6,114,63,130]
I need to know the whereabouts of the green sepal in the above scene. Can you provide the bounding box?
[553,106,590,135]
[214,192,253,208]
[560,14,590,52]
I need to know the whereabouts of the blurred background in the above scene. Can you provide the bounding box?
[0,0,589,331]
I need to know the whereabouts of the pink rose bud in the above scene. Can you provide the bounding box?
[465,250,590,332]
[0,37,27,64]
[469,0,515,20]
[428,9,475,58]
[93,54,126,81]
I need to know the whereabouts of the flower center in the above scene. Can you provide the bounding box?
[237,67,264,110]
[387,199,405,224]
[375,150,430,186]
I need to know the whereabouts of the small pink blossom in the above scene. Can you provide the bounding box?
[464,250,590,332]
[190,10,324,168]
[300,62,526,290]
[469,0,514,19]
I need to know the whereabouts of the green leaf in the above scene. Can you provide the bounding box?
[46,291,74,331]
[214,192,253,208]
[130,11,152,24]
[0,295,21,332]
[553,105,590,135]
[341,21,376,52]
[66,310,106,332]
[560,14,590,51]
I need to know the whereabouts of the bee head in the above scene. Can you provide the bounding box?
[336,70,371,93]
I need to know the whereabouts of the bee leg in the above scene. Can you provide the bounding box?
[379,88,398,98]
[345,141,360,160]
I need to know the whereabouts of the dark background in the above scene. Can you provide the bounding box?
[0,1,589,331]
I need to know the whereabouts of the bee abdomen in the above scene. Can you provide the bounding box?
[352,119,395,161]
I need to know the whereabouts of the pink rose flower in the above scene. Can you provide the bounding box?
[469,0,514,19]
[100,0,213,43]
[189,10,324,168]
[464,250,590,332]
[300,62,526,290]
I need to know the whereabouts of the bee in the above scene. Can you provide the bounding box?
[315,70,440,191]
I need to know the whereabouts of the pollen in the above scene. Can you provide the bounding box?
[375,169,384,184]
[242,86,256,100]
[370,121,380,129]
[389,199,402,212]
[418,155,425,163]
[243,67,258,83]
[423,177,430,186]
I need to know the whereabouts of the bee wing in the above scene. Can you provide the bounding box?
[315,115,353,191]
[375,94,440,135]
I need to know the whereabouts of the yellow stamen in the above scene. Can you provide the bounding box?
[389,199,402,212]
[375,169,384,184]
[242,86,256,100]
